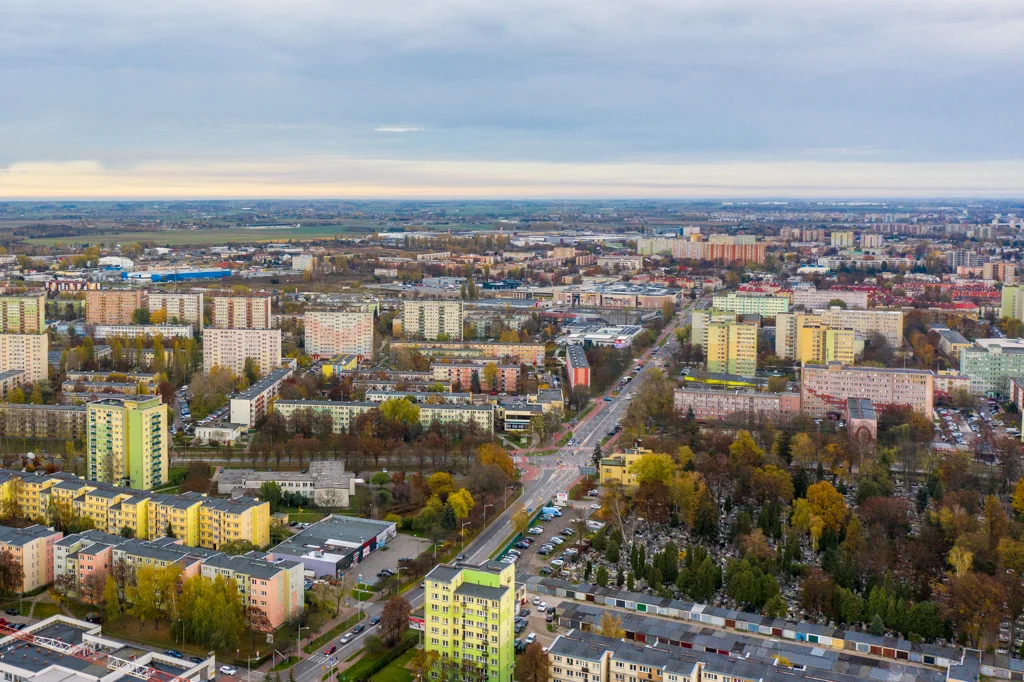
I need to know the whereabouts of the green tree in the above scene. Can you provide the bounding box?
[441,504,457,530]
[259,481,284,512]
[379,398,421,425]
[470,370,482,394]
[132,308,150,325]
[104,576,122,623]
[6,387,25,404]
[243,357,261,385]
[596,565,609,587]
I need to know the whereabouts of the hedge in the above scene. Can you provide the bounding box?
[339,633,417,682]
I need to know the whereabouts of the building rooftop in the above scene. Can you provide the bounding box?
[234,367,293,401]
[846,397,876,421]
[454,581,508,601]
[270,515,396,563]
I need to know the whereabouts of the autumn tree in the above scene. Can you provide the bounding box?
[379,596,411,648]
[0,549,24,598]
[515,642,551,682]
[936,572,1006,647]
[627,452,677,485]
[600,612,625,638]
[477,443,514,478]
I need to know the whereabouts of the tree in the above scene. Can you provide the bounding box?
[448,489,475,520]
[627,453,677,486]
[104,576,121,623]
[370,472,391,489]
[478,443,515,478]
[428,472,454,495]
[259,481,284,512]
[936,572,1006,646]
[600,613,625,638]
[790,433,817,467]
[1012,477,1024,516]
[515,642,550,682]
[243,357,261,385]
[805,480,848,534]
[692,488,719,543]
[470,370,481,394]
[132,308,150,325]
[483,363,499,391]
[596,565,609,587]
[729,430,764,469]
[511,504,531,537]
[380,398,421,425]
[379,596,411,648]
[149,308,168,324]
[410,649,440,682]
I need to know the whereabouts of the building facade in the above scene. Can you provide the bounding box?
[960,338,1024,396]
[791,288,869,310]
[92,324,193,339]
[86,396,168,490]
[0,294,46,333]
[85,290,144,325]
[566,345,591,390]
[274,400,495,433]
[148,292,204,329]
[211,294,272,329]
[673,388,801,422]
[801,363,934,419]
[389,340,545,366]
[0,524,62,592]
[398,300,464,340]
[304,310,375,359]
[229,366,293,428]
[0,333,48,383]
[203,327,282,375]
[705,320,757,377]
[430,361,520,392]
[0,404,86,441]
[711,293,789,316]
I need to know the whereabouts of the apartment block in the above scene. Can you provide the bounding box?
[203,328,281,375]
[211,294,272,329]
[860,233,884,249]
[566,345,590,390]
[198,495,271,550]
[960,338,1024,396]
[690,309,738,349]
[86,396,168,490]
[705,319,757,377]
[0,404,86,441]
[801,362,934,419]
[292,253,316,271]
[86,289,144,325]
[673,388,801,422]
[274,400,495,433]
[305,310,375,359]
[814,307,904,349]
[390,340,545,367]
[0,293,46,333]
[635,237,767,264]
[398,300,464,340]
[430,360,520,392]
[711,293,789,316]
[985,261,1016,283]
[229,366,293,428]
[0,369,25,399]
[148,292,204,329]
[93,324,193,340]
[791,287,869,310]
[0,333,48,382]
[796,318,856,364]
[830,231,855,248]
[201,552,304,629]
[424,560,515,682]
[0,524,62,592]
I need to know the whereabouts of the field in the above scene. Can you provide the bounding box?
[24,224,365,247]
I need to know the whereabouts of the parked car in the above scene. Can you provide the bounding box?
[219,666,237,676]
[525,633,537,645]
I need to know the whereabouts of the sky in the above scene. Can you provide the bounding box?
[1,0,1023,199]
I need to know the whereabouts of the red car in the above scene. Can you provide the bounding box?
[324,646,337,656]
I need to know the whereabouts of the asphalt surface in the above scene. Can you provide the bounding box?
[254,299,698,682]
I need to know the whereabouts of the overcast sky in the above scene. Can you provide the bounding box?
[2,0,1023,198]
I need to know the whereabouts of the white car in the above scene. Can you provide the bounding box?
[532,597,540,605]
[219,667,237,676]
[590,504,600,509]
[551,559,564,567]
[538,602,548,611]
[340,633,353,644]
[550,537,564,545]
[525,633,537,645]
[528,527,543,534]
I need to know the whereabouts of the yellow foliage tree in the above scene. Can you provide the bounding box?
[628,453,677,486]
[478,443,515,478]
[149,309,168,325]
[805,481,848,534]
[428,472,454,496]
[448,489,475,520]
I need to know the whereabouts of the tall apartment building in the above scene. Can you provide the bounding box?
[674,388,801,422]
[946,249,982,270]
[566,345,591,390]
[690,309,738,348]
[635,237,766,264]
[711,293,789,316]
[148,292,204,329]
[86,396,168,490]
[211,294,272,329]
[815,307,903,349]
[398,300,464,340]
[291,253,316,272]
[203,328,281,375]
[86,289,144,325]
[230,367,293,428]
[705,320,757,376]
[984,261,1016,283]
[0,293,46,333]
[860,233,884,249]
[430,361,520,392]
[1001,286,1024,321]
[830,231,855,248]
[0,333,48,382]
[801,363,934,419]
[960,338,1024,396]
[424,561,515,682]
[305,311,375,359]
[775,314,855,364]
[0,524,62,592]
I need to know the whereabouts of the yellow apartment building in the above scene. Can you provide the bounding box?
[796,319,856,365]
[705,319,758,377]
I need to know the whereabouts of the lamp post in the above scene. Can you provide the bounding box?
[504,486,515,510]
[432,541,443,559]
[483,503,493,520]
[296,626,309,660]
[247,653,260,682]
[461,522,470,551]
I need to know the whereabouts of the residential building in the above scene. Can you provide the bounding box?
[860,233,884,249]
[0,524,62,592]
[203,327,281,375]
[814,307,904,349]
[53,529,124,599]
[932,326,972,357]
[198,495,271,550]
[274,400,495,433]
[292,253,316,271]
[830,231,855,247]
[147,292,204,329]
[598,447,650,486]
[711,292,789,316]
[424,560,515,682]
[318,355,360,377]
[1002,285,1024,321]
[0,369,25,399]
[86,396,168,490]
[791,287,869,309]
[397,300,464,340]
[0,404,87,441]
[635,236,767,264]
[596,255,644,271]
[92,324,193,339]
[217,461,357,507]
[85,289,144,325]
[430,360,520,392]
[229,366,292,428]
[0,332,48,382]
[364,390,472,405]
[673,388,801,422]
[194,423,246,446]
[201,552,304,629]
[566,345,590,390]
[690,309,738,348]
[211,294,272,329]
[0,293,46,333]
[801,363,934,419]
[553,282,679,310]
[268,515,397,578]
[390,340,545,366]
[705,319,757,376]
[146,493,203,546]
[305,310,375,359]
[795,318,856,365]
[960,338,1024,396]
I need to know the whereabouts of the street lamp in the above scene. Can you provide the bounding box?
[461,521,470,551]
[296,626,308,660]
[483,503,493,520]
[432,541,443,559]
[247,653,260,682]
[504,486,515,509]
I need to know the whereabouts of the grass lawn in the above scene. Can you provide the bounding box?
[31,603,60,620]
[25,224,371,247]
[270,656,301,672]
[338,632,417,682]
[369,647,415,682]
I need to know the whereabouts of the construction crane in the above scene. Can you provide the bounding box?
[0,623,187,682]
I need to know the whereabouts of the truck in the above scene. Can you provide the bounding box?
[540,506,562,517]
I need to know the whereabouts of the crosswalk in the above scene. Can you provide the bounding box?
[239,671,266,682]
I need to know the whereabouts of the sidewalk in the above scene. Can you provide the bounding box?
[256,599,375,675]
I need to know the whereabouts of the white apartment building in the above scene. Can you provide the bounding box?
[211,295,272,329]
[0,333,48,382]
[304,310,375,359]
[148,292,204,329]
[791,288,869,310]
[93,324,194,340]
[399,300,464,340]
[292,253,316,271]
[229,366,293,427]
[203,328,282,375]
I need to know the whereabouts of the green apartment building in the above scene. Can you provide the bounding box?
[960,338,1024,397]
[424,560,515,682]
[712,292,790,316]
[87,396,168,490]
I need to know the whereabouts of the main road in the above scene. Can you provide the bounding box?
[281,299,699,682]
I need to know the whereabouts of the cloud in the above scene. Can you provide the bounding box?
[374,126,424,133]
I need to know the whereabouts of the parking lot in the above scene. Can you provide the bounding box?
[499,506,597,580]
[354,533,431,586]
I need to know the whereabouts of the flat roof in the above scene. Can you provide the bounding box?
[271,515,395,561]
[234,366,293,400]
